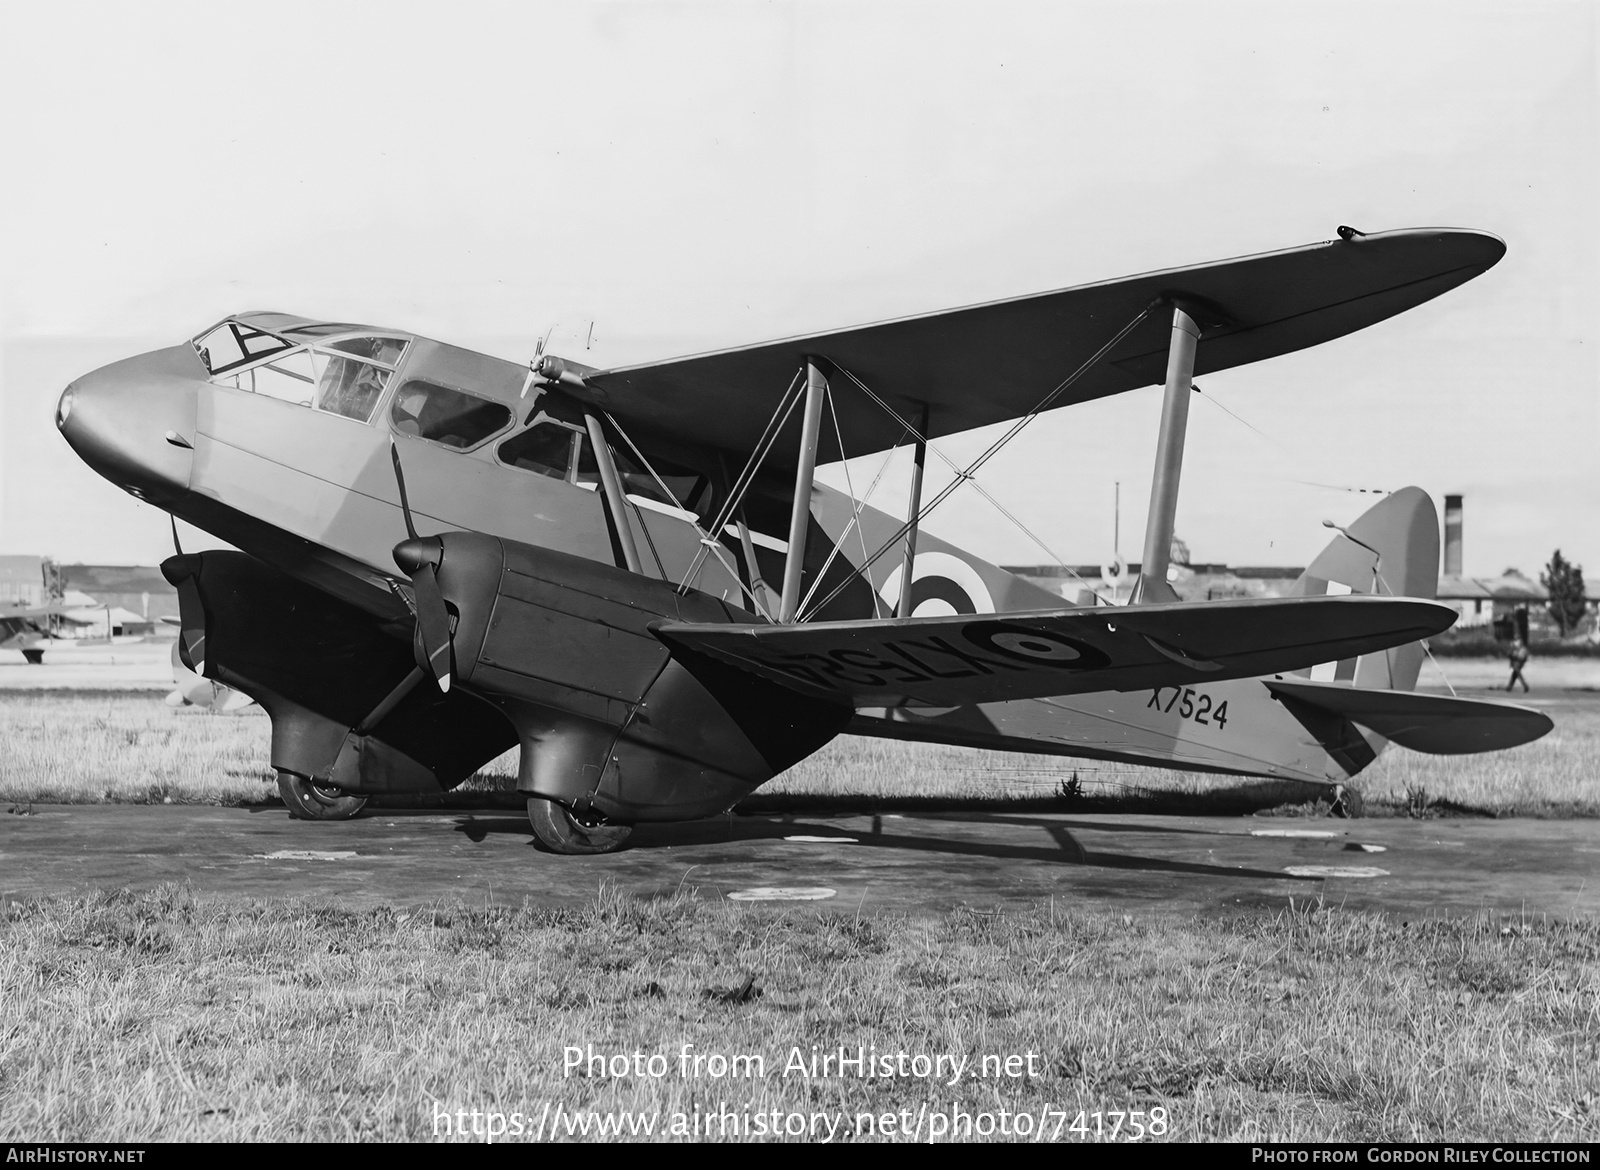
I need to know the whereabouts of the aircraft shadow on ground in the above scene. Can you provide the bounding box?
[897,811,1276,839]
[818,823,1309,882]
[440,810,1309,881]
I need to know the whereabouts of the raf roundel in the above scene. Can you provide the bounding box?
[990,631,1080,661]
[961,622,1110,670]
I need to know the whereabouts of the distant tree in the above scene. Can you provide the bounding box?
[1541,550,1588,637]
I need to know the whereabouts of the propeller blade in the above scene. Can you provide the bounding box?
[413,554,454,694]
[394,537,454,693]
[390,441,419,542]
[389,443,452,691]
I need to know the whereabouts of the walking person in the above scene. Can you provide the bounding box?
[1505,635,1530,693]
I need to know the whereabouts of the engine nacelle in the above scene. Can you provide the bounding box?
[429,532,852,821]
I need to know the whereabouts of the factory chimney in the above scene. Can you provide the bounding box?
[1443,494,1463,577]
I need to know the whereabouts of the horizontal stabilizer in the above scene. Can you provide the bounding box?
[1264,678,1552,754]
[655,595,1454,709]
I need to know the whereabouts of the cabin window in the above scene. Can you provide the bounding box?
[194,321,293,375]
[572,441,703,510]
[390,379,513,449]
[498,417,585,482]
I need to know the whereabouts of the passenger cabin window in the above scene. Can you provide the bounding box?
[498,416,585,481]
[390,380,512,449]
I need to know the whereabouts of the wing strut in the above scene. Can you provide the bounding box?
[585,413,644,575]
[896,403,929,618]
[779,360,829,622]
[1131,305,1200,605]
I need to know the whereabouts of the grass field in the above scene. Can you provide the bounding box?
[1,887,1595,1143]
[3,679,1597,1145]
[2,690,1596,818]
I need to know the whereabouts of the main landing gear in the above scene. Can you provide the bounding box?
[527,797,632,855]
[276,770,369,820]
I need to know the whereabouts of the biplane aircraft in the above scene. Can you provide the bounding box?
[0,603,64,665]
[57,226,1542,852]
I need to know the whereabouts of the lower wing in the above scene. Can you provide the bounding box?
[655,595,1455,709]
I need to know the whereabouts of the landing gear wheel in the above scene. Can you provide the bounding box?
[1330,785,1365,819]
[527,797,632,855]
[276,770,368,821]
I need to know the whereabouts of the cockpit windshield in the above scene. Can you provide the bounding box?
[193,321,294,375]
[194,318,410,425]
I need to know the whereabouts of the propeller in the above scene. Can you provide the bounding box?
[520,327,556,398]
[389,441,455,693]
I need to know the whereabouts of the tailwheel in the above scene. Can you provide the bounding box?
[277,770,368,821]
[527,797,632,855]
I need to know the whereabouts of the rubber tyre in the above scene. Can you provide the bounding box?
[277,770,368,821]
[527,797,633,855]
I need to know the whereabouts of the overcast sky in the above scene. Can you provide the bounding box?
[1,1,1594,578]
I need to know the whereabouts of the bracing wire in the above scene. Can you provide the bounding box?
[800,303,1154,619]
[794,384,906,619]
[833,363,1107,602]
[677,368,806,591]
[601,410,771,616]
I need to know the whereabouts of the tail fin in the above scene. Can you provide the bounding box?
[1276,488,1552,761]
[1289,486,1439,692]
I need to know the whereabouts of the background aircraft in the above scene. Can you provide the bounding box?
[0,603,65,665]
[57,227,1504,851]
[160,617,255,711]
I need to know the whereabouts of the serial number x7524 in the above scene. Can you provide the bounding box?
[1146,687,1229,728]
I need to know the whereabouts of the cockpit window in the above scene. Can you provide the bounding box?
[234,349,318,406]
[283,322,364,337]
[200,320,405,424]
[390,379,512,449]
[194,321,293,375]
[314,355,390,422]
[497,415,585,481]
[326,336,407,367]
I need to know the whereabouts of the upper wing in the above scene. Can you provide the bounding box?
[0,604,60,645]
[655,595,1455,709]
[586,228,1503,468]
[0,603,65,621]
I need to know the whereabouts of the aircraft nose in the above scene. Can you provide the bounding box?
[58,343,203,505]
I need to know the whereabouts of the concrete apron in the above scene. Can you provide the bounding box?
[3,805,1598,917]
